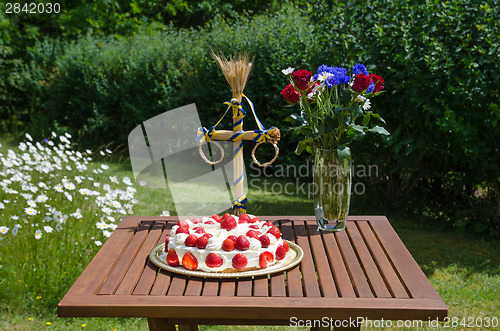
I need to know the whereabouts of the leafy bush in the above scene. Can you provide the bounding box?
[310,0,500,236]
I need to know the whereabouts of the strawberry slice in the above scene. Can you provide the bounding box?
[182,252,198,270]
[235,235,250,251]
[222,238,235,252]
[276,245,287,260]
[259,251,274,268]
[206,253,223,268]
[204,220,214,225]
[238,214,251,223]
[258,234,270,248]
[267,226,281,239]
[184,234,198,247]
[176,226,189,235]
[250,217,261,223]
[249,224,260,230]
[196,234,210,249]
[164,234,170,246]
[191,217,202,224]
[211,214,222,223]
[232,253,248,269]
[283,241,290,253]
[176,220,189,228]
[166,248,179,266]
[263,221,273,227]
[221,215,237,231]
[246,229,261,239]
[193,227,205,234]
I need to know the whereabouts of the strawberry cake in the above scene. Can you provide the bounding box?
[162,213,291,273]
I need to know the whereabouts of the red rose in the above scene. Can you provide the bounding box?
[292,69,313,91]
[352,73,372,93]
[281,83,301,104]
[369,74,384,92]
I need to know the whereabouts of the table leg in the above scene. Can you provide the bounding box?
[147,318,176,331]
[178,325,199,331]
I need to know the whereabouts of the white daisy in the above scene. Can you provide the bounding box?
[25,133,33,141]
[60,136,69,144]
[25,207,38,216]
[95,240,103,246]
[56,224,63,232]
[35,229,42,239]
[0,226,8,234]
[101,164,109,170]
[138,180,147,187]
[103,230,112,238]
[27,200,37,208]
[44,226,53,233]
[100,151,105,156]
[79,188,89,195]
[282,67,295,75]
[64,182,75,190]
[54,184,64,192]
[64,132,72,139]
[161,210,170,216]
[36,194,48,203]
[64,192,73,201]
[105,149,112,154]
[19,142,27,151]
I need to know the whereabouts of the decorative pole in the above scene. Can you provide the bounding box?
[198,52,280,216]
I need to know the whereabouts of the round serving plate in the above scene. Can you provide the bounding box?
[149,240,303,278]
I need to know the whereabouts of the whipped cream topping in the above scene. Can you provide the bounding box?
[163,215,286,272]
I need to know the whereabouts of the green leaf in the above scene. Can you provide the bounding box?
[351,124,366,132]
[339,88,351,104]
[362,114,371,126]
[353,105,363,117]
[337,145,351,160]
[354,131,366,141]
[369,125,390,135]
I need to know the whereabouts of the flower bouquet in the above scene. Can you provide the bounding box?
[281,63,389,231]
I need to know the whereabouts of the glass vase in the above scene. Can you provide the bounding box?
[313,148,352,231]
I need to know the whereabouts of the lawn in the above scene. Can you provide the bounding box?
[0,134,498,330]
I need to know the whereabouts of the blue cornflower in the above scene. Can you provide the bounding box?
[367,82,375,93]
[320,66,350,88]
[353,63,369,76]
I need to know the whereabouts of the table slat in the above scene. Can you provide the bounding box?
[270,272,286,297]
[253,276,269,297]
[115,221,165,295]
[335,230,373,298]
[306,222,338,298]
[321,232,356,298]
[236,279,252,297]
[295,221,322,298]
[167,275,187,296]
[201,278,219,296]
[357,221,409,298]
[280,220,303,297]
[346,222,391,298]
[370,220,441,300]
[98,220,154,295]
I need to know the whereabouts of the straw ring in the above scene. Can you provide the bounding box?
[251,141,279,167]
[198,140,224,165]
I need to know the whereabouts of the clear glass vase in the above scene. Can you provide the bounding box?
[313,148,352,231]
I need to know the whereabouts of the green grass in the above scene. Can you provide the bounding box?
[1,135,499,330]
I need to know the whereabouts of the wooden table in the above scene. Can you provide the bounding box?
[58,216,447,330]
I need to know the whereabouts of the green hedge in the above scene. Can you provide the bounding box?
[3,1,499,236]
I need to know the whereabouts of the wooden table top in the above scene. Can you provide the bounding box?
[58,215,447,324]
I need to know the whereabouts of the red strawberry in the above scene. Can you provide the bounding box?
[176,226,189,235]
[222,238,235,251]
[250,217,261,223]
[283,241,290,253]
[182,252,198,270]
[176,220,188,228]
[259,251,274,268]
[204,220,214,225]
[227,235,237,242]
[238,214,251,223]
[276,245,287,260]
[193,227,205,234]
[191,217,202,224]
[221,215,237,231]
[249,224,260,230]
[246,229,261,239]
[166,248,179,266]
[258,234,270,248]
[267,226,281,239]
[222,213,232,221]
[263,221,273,227]
[205,253,223,268]
[232,253,248,269]
[196,235,210,249]
[204,233,213,238]
[211,214,222,223]
[235,235,250,251]
[184,234,198,247]
[164,234,170,246]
